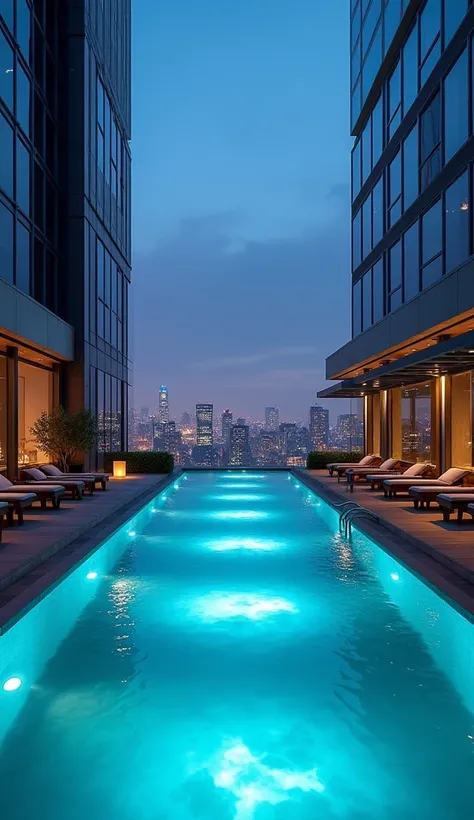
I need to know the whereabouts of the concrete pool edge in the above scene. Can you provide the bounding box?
[293,469,474,620]
[0,470,181,634]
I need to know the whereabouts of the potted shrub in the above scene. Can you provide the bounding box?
[30,407,97,472]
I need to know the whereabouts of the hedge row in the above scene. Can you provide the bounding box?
[104,451,174,474]
[306,451,363,470]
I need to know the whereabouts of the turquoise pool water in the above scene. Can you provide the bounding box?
[0,471,473,819]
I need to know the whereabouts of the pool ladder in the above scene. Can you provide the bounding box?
[336,501,379,538]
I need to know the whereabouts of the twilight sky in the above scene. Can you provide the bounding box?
[131,0,353,423]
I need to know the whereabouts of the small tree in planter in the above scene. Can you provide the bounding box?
[30,407,97,472]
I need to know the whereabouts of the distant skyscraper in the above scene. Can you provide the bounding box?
[229,425,250,466]
[221,410,233,445]
[196,404,213,445]
[259,431,282,466]
[310,405,329,450]
[265,407,279,431]
[159,386,169,423]
[192,445,215,467]
[140,406,150,421]
[236,417,246,426]
[180,411,192,429]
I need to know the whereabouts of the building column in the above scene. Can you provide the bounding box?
[430,378,442,472]
[6,347,18,481]
[379,390,389,458]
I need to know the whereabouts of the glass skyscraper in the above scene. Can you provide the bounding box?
[196,403,213,446]
[0,0,131,475]
[158,385,169,423]
[321,1,474,472]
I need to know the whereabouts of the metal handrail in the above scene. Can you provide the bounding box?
[339,502,362,531]
[342,508,379,538]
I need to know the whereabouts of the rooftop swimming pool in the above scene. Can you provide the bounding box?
[0,471,473,819]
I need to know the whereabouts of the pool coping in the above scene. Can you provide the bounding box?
[293,469,474,621]
[0,470,181,635]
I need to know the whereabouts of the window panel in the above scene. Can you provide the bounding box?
[373,257,384,321]
[444,49,468,164]
[45,251,57,313]
[362,269,372,330]
[372,176,383,245]
[352,141,361,199]
[403,124,418,210]
[0,112,13,196]
[421,93,441,161]
[422,199,442,263]
[16,139,30,215]
[388,60,401,138]
[0,202,14,284]
[353,209,362,269]
[389,239,402,291]
[362,24,382,99]
[445,171,469,274]
[353,278,362,336]
[403,221,420,301]
[16,221,30,293]
[1,0,14,31]
[402,24,418,116]
[384,0,401,52]
[363,194,372,259]
[362,0,381,55]
[0,31,14,111]
[362,119,371,183]
[420,0,440,63]
[421,255,442,288]
[421,39,440,86]
[444,0,468,47]
[16,0,31,60]
[389,286,402,311]
[388,150,401,227]
[352,79,362,128]
[16,63,30,136]
[372,94,383,164]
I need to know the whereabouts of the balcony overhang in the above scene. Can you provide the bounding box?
[319,330,474,398]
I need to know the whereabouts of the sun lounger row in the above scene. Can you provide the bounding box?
[0,466,110,530]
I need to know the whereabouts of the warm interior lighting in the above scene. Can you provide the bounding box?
[113,460,127,478]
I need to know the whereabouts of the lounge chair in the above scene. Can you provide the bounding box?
[383,468,471,498]
[0,501,8,542]
[19,468,87,499]
[40,464,109,490]
[366,462,435,491]
[0,474,65,509]
[435,493,474,522]
[327,455,382,479]
[465,503,474,522]
[409,484,474,509]
[0,492,38,525]
[345,458,404,491]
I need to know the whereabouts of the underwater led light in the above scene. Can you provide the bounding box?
[3,677,22,692]
[211,511,268,521]
[390,572,400,581]
[205,537,284,552]
[128,531,136,537]
[86,571,98,580]
[194,592,298,621]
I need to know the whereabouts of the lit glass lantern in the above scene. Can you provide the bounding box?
[113,460,126,478]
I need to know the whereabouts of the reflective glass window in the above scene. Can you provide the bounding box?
[422,199,442,263]
[388,150,401,227]
[16,220,30,293]
[362,268,372,330]
[384,0,401,52]
[0,112,13,196]
[362,119,372,183]
[445,171,469,274]
[372,176,383,245]
[403,124,418,210]
[403,221,420,301]
[0,354,6,470]
[0,201,14,284]
[0,31,14,111]
[362,24,382,99]
[353,209,362,269]
[16,0,31,60]
[402,24,418,115]
[362,0,381,55]
[1,0,14,31]
[352,139,361,198]
[352,79,362,128]
[388,60,401,138]
[363,194,372,259]
[444,0,468,46]
[353,278,362,336]
[16,63,30,136]
[16,138,30,215]
[420,0,440,63]
[372,94,383,164]
[389,239,402,291]
[444,49,468,164]
[373,257,384,321]
[420,92,441,190]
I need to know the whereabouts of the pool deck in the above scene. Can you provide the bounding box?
[0,473,175,630]
[295,469,474,617]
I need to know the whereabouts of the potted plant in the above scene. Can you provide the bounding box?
[30,407,97,472]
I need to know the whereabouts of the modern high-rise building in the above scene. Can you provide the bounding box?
[221,409,233,445]
[259,431,282,465]
[158,385,169,423]
[265,407,279,431]
[196,403,213,446]
[0,1,131,476]
[229,424,250,466]
[309,405,329,450]
[320,2,474,470]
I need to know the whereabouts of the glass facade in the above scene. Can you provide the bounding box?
[390,384,432,462]
[18,361,53,465]
[351,1,474,338]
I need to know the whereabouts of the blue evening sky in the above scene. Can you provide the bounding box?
[131,0,352,422]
